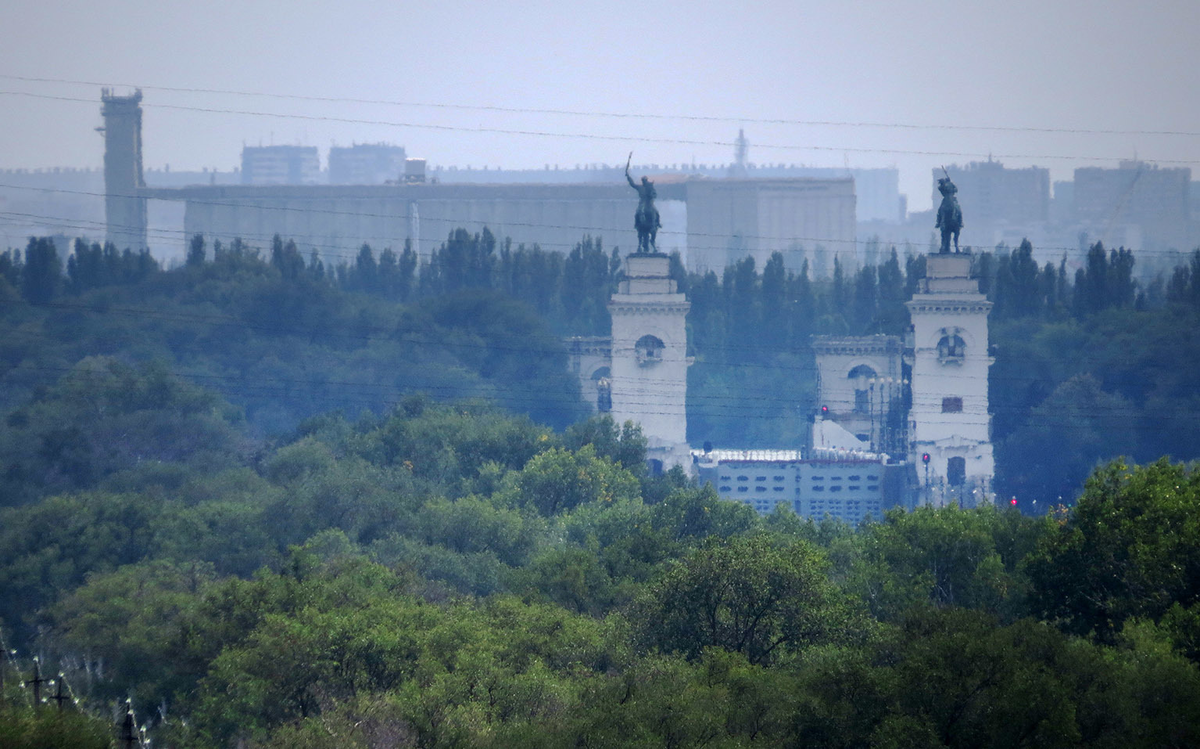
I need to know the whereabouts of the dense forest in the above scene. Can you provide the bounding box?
[2,231,1200,746]
[4,231,1199,502]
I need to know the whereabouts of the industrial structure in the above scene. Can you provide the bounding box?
[240,146,321,186]
[157,176,857,274]
[100,89,147,252]
[694,448,905,523]
[328,143,407,185]
[91,91,859,275]
[684,177,857,275]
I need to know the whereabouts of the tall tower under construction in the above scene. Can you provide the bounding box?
[100,89,147,250]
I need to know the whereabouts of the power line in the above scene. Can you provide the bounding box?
[0,362,802,422]
[5,183,1198,259]
[0,279,1189,428]
[4,89,1198,166]
[0,305,824,385]
[4,73,1198,138]
[2,182,871,252]
[3,360,1182,431]
[1,296,1190,391]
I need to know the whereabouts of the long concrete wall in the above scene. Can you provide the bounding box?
[168,184,648,265]
[159,177,856,276]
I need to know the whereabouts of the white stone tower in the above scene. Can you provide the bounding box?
[608,253,691,472]
[906,254,994,506]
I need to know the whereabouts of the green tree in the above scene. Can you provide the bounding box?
[270,235,305,281]
[507,445,639,516]
[850,505,1041,621]
[414,495,545,566]
[875,248,908,334]
[0,709,113,749]
[562,415,648,478]
[0,358,248,505]
[351,242,379,293]
[0,490,164,644]
[1026,459,1200,642]
[20,237,61,304]
[638,535,859,664]
[187,233,206,268]
[996,374,1139,504]
[852,263,878,332]
[49,558,217,703]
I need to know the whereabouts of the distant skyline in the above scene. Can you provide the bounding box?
[2,0,1198,211]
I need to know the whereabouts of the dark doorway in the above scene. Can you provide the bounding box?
[947,456,966,486]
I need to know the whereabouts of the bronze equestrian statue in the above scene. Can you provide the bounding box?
[936,173,963,254]
[626,153,661,253]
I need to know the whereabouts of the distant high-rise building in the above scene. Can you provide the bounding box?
[328,143,407,185]
[934,160,1050,245]
[100,88,147,250]
[1074,161,1190,251]
[685,177,857,275]
[241,146,321,185]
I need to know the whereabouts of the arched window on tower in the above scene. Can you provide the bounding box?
[848,364,876,413]
[635,335,665,366]
[937,332,966,364]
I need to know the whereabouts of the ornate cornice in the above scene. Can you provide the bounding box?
[609,302,691,316]
[813,343,901,356]
[906,300,992,315]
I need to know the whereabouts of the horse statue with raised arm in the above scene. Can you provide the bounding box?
[936,172,963,254]
[626,153,661,253]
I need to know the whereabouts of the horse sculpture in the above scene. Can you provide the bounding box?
[626,153,661,253]
[936,176,963,254]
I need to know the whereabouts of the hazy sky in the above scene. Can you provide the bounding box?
[1,0,1197,210]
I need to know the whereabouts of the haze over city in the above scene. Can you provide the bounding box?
[6,3,1200,746]
[2,0,1198,211]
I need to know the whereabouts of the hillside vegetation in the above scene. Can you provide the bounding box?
[1,231,1199,746]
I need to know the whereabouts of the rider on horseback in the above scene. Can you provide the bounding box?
[626,153,661,253]
[936,172,963,254]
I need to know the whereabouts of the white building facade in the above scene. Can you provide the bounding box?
[906,254,995,507]
[565,336,613,413]
[812,335,904,452]
[608,254,692,472]
[694,448,901,524]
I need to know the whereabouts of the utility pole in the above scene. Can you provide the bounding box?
[869,378,876,452]
[120,702,140,749]
[51,675,69,711]
[30,657,45,708]
[922,452,931,507]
